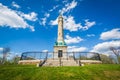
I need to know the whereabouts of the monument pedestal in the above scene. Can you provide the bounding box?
[54,46,67,58]
[54,46,67,53]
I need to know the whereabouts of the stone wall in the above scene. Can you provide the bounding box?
[18,60,41,65]
[18,59,102,66]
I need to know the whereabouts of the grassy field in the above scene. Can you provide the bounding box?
[0,64,120,80]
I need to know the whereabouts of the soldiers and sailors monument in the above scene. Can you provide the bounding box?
[54,14,67,58]
[19,14,102,66]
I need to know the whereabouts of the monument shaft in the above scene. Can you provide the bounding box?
[57,15,64,42]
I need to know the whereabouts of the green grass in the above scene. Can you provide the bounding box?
[0,64,120,80]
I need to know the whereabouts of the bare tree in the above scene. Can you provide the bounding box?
[110,47,120,64]
[100,54,114,64]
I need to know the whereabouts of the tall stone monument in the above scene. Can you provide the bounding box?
[54,14,67,55]
[18,14,102,66]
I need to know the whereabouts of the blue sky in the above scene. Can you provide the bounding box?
[0,0,120,55]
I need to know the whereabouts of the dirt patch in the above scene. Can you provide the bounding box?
[104,71,120,77]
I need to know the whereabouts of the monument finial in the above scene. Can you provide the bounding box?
[59,12,63,17]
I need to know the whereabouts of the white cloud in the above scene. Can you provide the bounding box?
[49,0,95,31]
[40,18,46,26]
[12,1,20,9]
[64,17,96,31]
[44,13,50,18]
[49,5,59,12]
[50,15,96,31]
[87,34,95,37]
[68,46,87,52]
[20,12,38,21]
[29,26,35,32]
[0,47,3,51]
[100,28,120,40]
[64,16,82,31]
[49,17,58,26]
[0,3,35,31]
[82,19,96,30]
[65,34,83,44]
[59,0,77,14]
[42,50,48,52]
[91,40,120,54]
[40,13,50,26]
[62,0,68,3]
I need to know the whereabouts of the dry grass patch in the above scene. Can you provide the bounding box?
[104,71,120,77]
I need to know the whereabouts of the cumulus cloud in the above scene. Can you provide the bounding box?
[64,16,82,31]
[50,15,96,31]
[91,40,120,55]
[40,18,46,26]
[65,34,83,44]
[44,13,50,18]
[29,26,35,32]
[20,12,38,21]
[12,1,20,9]
[59,0,77,14]
[65,17,96,31]
[68,46,87,52]
[82,19,96,30]
[100,28,120,40]
[50,17,58,26]
[64,16,96,31]
[40,13,50,26]
[0,3,36,31]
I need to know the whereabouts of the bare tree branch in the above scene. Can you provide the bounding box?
[109,46,120,64]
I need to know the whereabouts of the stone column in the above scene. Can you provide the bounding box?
[57,15,64,42]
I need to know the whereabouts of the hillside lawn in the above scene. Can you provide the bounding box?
[0,64,120,80]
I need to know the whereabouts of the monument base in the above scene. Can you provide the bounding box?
[54,46,67,53]
[54,46,67,58]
